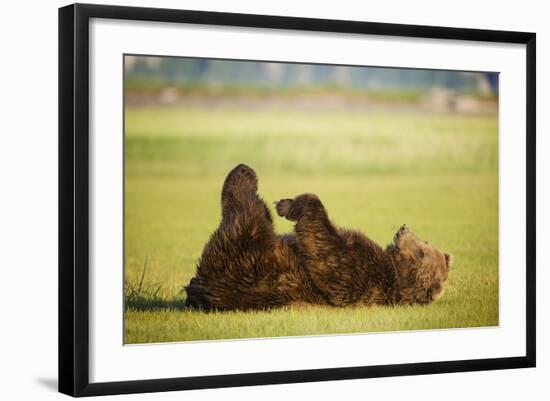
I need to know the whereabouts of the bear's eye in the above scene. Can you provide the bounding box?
[416,249,425,258]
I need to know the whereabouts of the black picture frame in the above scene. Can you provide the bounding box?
[58,3,536,397]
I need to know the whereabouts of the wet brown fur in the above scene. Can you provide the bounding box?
[185,164,452,311]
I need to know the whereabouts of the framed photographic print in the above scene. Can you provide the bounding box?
[58,3,536,397]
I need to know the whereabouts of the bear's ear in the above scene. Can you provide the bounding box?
[444,253,453,269]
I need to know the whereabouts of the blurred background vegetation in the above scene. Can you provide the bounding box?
[125,56,498,104]
[124,56,499,344]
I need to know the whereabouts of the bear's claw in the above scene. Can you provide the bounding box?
[275,199,294,217]
[222,164,258,198]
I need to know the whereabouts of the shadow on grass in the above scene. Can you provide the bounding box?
[125,295,187,311]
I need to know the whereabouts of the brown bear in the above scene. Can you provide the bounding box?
[184,164,452,311]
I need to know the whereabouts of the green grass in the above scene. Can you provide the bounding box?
[124,105,498,344]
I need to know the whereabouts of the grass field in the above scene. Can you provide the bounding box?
[124,105,498,344]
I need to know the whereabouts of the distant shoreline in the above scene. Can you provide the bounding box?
[125,91,498,116]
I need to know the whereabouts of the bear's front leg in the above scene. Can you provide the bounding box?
[276,194,354,306]
[276,194,342,256]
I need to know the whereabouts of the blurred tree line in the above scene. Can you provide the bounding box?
[125,56,497,95]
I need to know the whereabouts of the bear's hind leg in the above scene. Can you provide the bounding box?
[186,165,278,310]
[221,164,272,225]
[221,164,257,212]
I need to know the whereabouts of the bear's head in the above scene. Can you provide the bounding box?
[388,224,453,305]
